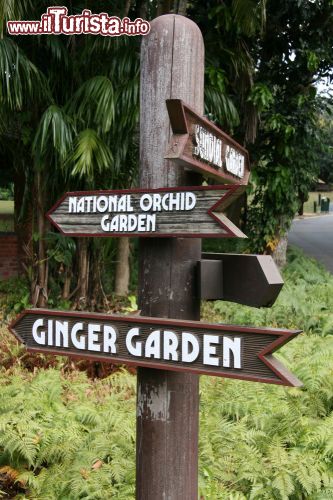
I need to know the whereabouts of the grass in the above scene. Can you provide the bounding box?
[0,201,14,232]
[303,191,332,213]
[0,200,14,215]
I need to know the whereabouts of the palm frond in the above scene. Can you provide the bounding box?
[33,104,74,166]
[205,86,240,129]
[232,0,267,36]
[67,76,115,134]
[0,37,48,110]
[0,0,34,37]
[67,129,113,181]
[39,36,69,67]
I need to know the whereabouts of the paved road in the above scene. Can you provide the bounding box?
[288,214,333,273]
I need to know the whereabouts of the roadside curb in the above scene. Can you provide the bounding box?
[294,212,333,221]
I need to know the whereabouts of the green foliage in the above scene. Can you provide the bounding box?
[193,0,333,251]
[0,185,14,201]
[67,76,115,135]
[0,37,47,110]
[0,1,140,303]
[248,83,274,113]
[246,0,333,251]
[68,129,114,182]
[0,251,333,498]
[33,105,74,168]
[0,277,31,316]
[0,369,136,499]
[199,335,333,498]
[205,66,240,128]
[191,0,267,137]
[199,247,333,498]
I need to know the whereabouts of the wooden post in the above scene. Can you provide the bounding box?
[137,14,204,499]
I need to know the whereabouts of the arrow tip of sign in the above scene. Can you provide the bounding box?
[264,354,303,387]
[211,212,247,238]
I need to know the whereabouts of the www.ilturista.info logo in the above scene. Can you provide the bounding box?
[7,6,150,36]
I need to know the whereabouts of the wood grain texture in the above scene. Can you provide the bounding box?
[137,14,204,500]
[47,186,246,238]
[200,253,284,307]
[165,99,251,185]
[10,308,302,385]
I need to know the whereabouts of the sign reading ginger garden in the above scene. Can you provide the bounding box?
[165,99,250,185]
[10,309,302,386]
[47,184,246,238]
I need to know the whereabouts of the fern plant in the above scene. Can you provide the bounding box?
[0,248,333,498]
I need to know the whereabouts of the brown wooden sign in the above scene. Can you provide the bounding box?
[47,184,246,238]
[10,309,302,386]
[165,99,250,185]
[198,253,284,307]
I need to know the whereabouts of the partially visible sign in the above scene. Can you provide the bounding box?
[165,99,250,185]
[47,184,246,238]
[10,309,302,386]
[199,253,284,307]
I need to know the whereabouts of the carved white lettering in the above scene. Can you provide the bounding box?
[88,324,101,352]
[145,330,161,359]
[71,322,85,349]
[225,146,244,178]
[32,319,46,345]
[223,336,242,369]
[182,332,200,363]
[126,327,142,356]
[203,335,219,366]
[193,125,223,169]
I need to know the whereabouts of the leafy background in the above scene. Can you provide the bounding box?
[1,248,333,499]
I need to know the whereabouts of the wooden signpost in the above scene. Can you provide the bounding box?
[137,15,204,499]
[165,99,251,185]
[198,253,284,307]
[47,185,246,238]
[8,13,302,500]
[10,309,301,386]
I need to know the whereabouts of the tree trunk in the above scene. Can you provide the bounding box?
[62,270,72,299]
[157,0,172,16]
[89,247,103,310]
[137,0,148,19]
[174,0,188,15]
[76,238,89,309]
[114,237,130,296]
[298,191,306,216]
[35,170,48,307]
[123,0,132,17]
[14,165,33,275]
[272,234,288,268]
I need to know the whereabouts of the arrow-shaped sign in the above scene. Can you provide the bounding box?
[47,185,246,238]
[165,99,251,185]
[10,309,302,386]
[198,253,284,307]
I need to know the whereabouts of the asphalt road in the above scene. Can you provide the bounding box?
[288,214,333,273]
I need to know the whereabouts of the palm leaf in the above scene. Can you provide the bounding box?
[0,0,34,37]
[67,129,113,181]
[0,37,48,110]
[67,76,115,134]
[33,104,74,166]
[232,0,267,36]
[205,85,240,128]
